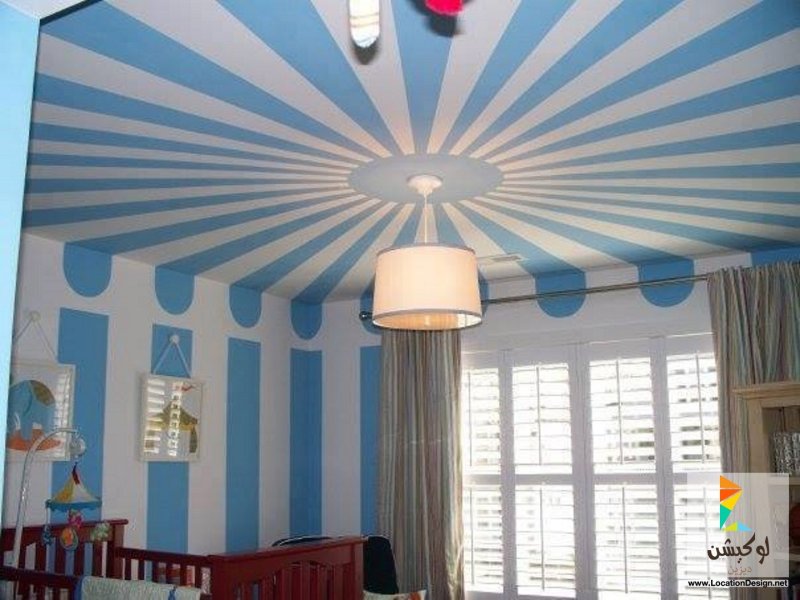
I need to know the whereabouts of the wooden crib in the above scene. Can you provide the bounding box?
[0,519,365,599]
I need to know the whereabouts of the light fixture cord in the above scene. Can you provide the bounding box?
[423,191,429,243]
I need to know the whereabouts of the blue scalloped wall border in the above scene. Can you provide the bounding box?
[229,285,262,328]
[638,259,695,307]
[536,271,586,318]
[752,245,800,266]
[155,266,194,315]
[63,243,112,297]
[291,299,322,340]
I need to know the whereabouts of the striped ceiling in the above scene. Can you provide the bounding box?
[23,0,800,303]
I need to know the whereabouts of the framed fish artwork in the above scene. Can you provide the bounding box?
[7,359,75,461]
[139,373,203,462]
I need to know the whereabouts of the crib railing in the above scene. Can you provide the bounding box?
[0,520,364,599]
[115,546,211,591]
[0,565,77,599]
[208,537,365,599]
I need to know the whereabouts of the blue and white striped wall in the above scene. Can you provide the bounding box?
[6,232,796,543]
[3,233,291,553]
[287,249,799,536]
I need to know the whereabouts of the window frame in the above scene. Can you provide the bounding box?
[462,333,720,600]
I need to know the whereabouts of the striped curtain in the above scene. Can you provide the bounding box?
[707,262,800,473]
[378,330,464,600]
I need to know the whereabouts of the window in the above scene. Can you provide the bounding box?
[462,335,724,599]
[462,368,503,590]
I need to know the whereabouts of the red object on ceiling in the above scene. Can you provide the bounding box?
[425,0,463,16]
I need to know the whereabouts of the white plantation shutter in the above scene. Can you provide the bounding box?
[590,356,660,598]
[462,368,501,473]
[666,350,725,599]
[513,362,575,597]
[673,485,728,599]
[515,485,575,596]
[463,484,504,590]
[667,353,721,470]
[513,364,571,474]
[590,358,656,472]
[462,366,503,591]
[594,484,661,597]
[462,335,720,600]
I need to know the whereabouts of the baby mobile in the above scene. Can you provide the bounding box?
[349,0,464,49]
[42,463,109,551]
[11,427,111,569]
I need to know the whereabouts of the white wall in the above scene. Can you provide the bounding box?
[3,233,290,551]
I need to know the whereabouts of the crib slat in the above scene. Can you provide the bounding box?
[309,565,317,600]
[276,569,291,597]
[241,582,253,600]
[310,564,326,600]
[137,558,145,581]
[54,544,66,574]
[34,541,47,596]
[291,565,301,600]
[332,566,343,600]
[92,542,103,576]
[16,543,26,568]
[324,567,333,599]
[321,565,329,600]
[74,543,85,576]
[34,542,46,571]
[344,564,356,600]
[15,543,28,598]
[193,566,202,589]
[295,563,311,600]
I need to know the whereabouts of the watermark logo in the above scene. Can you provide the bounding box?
[681,472,789,585]
[719,475,751,532]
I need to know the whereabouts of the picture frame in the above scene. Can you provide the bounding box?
[140,373,204,462]
[6,359,76,462]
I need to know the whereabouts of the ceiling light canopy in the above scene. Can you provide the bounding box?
[372,174,482,331]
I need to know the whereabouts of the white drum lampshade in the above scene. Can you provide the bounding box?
[372,243,482,330]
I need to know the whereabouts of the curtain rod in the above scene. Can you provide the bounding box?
[357,273,709,321]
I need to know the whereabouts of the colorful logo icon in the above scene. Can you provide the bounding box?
[720,475,752,532]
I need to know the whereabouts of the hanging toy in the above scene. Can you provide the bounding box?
[41,524,55,546]
[89,521,111,543]
[45,463,102,552]
[59,510,82,551]
[425,0,463,16]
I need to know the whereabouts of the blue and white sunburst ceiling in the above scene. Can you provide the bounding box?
[22,0,800,304]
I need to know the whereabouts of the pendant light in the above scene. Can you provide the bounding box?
[372,174,482,330]
[349,0,380,49]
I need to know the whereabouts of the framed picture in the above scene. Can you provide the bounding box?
[140,373,203,462]
[7,360,75,462]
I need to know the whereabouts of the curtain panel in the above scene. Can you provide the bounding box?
[378,330,464,600]
[707,261,800,473]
